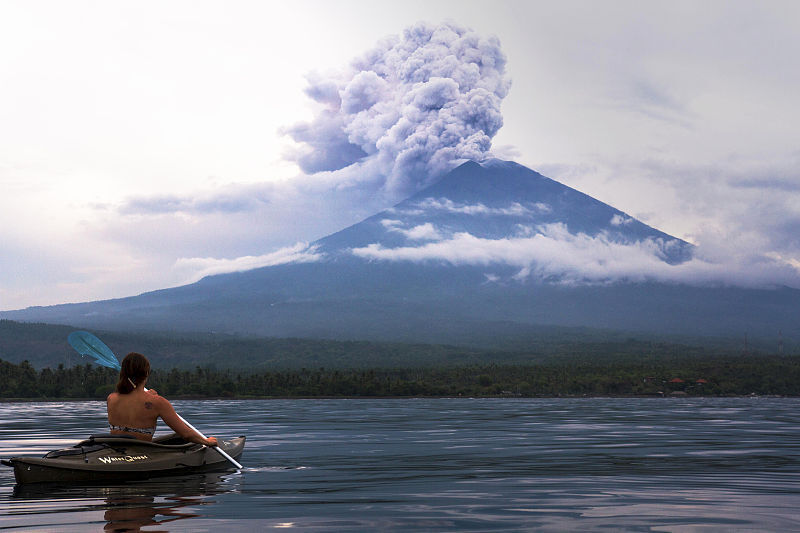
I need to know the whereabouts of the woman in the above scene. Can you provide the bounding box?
[107,352,217,447]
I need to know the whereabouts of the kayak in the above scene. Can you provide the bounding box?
[1,432,245,484]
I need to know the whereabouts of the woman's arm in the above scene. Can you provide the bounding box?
[155,395,218,447]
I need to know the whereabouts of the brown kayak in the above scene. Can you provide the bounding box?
[1,432,245,484]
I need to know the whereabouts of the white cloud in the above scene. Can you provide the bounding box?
[381,219,444,241]
[393,197,550,217]
[403,223,444,241]
[351,223,800,289]
[610,214,634,226]
[550,154,800,268]
[173,243,323,283]
[380,219,405,230]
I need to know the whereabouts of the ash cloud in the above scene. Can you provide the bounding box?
[283,22,511,196]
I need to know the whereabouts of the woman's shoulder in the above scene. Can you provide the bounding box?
[144,390,171,408]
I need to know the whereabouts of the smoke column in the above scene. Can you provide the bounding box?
[284,22,511,195]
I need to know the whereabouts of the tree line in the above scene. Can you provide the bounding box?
[2,353,800,399]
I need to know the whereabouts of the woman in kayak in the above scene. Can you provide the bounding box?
[107,352,217,447]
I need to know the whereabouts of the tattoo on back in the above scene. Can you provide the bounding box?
[145,401,153,410]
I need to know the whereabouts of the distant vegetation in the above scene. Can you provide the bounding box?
[2,319,798,399]
[2,353,799,399]
[0,319,537,369]
[0,319,762,371]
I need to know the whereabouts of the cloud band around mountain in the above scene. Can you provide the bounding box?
[350,222,799,289]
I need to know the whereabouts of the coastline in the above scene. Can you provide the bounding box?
[0,393,784,402]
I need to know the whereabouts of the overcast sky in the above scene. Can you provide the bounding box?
[1,0,799,310]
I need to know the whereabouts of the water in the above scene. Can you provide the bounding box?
[2,398,800,531]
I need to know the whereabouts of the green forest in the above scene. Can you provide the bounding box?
[2,352,800,399]
[2,319,797,398]
[0,319,772,370]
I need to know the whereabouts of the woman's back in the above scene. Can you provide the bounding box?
[107,389,159,441]
[107,352,217,447]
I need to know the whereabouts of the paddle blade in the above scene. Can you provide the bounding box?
[67,331,121,371]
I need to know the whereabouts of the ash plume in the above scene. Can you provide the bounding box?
[284,22,511,196]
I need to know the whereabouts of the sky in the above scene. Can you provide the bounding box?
[1,0,799,310]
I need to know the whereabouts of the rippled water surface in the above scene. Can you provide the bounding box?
[2,398,800,531]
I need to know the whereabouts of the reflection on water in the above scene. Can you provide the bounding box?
[8,471,238,532]
[102,495,196,533]
[2,398,800,531]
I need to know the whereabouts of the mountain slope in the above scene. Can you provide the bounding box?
[319,160,692,262]
[2,160,797,346]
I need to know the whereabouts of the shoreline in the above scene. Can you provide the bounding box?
[0,393,786,402]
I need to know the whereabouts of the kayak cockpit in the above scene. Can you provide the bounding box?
[43,433,197,459]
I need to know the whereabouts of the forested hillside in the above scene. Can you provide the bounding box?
[0,319,488,369]
[3,319,794,399]
[1,319,741,370]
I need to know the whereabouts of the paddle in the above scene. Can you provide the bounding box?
[67,331,243,469]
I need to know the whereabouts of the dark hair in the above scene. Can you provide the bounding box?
[115,352,150,394]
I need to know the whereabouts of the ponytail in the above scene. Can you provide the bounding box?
[115,352,150,394]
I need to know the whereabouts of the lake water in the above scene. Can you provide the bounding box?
[1,397,800,531]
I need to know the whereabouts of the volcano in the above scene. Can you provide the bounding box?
[3,160,798,346]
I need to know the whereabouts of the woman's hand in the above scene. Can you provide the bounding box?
[146,388,158,396]
[204,436,218,447]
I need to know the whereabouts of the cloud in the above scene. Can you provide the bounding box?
[610,77,695,128]
[105,21,513,271]
[381,219,443,241]
[173,242,323,283]
[610,214,633,226]
[351,223,800,289]
[283,21,511,196]
[5,4,799,314]
[540,152,800,288]
[120,189,269,215]
[638,156,800,263]
[400,197,551,217]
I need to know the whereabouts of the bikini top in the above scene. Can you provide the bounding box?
[109,424,156,436]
